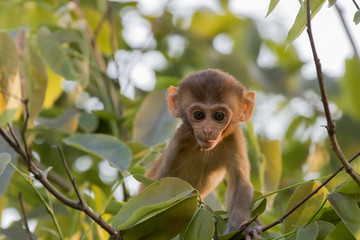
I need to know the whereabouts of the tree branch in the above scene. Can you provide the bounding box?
[305,0,360,186]
[1,104,72,192]
[0,101,122,239]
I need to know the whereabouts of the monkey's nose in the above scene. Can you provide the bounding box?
[203,128,212,137]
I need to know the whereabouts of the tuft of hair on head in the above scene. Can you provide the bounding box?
[178,69,245,104]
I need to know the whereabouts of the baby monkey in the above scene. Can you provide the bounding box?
[144,69,259,238]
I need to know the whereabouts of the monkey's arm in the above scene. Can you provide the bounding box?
[225,173,253,233]
[224,153,253,234]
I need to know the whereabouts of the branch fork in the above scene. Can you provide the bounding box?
[0,100,122,239]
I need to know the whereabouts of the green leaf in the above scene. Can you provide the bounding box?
[113,178,195,229]
[296,221,319,240]
[133,90,177,146]
[259,138,282,192]
[0,33,18,93]
[218,231,239,240]
[63,133,131,171]
[0,2,56,30]
[252,191,267,217]
[121,195,198,240]
[104,201,124,215]
[245,120,264,189]
[182,207,215,240]
[132,174,156,187]
[37,27,77,81]
[78,113,99,133]
[37,108,80,134]
[336,180,360,195]
[52,29,90,88]
[339,58,360,119]
[191,11,239,38]
[0,32,20,119]
[328,0,337,7]
[20,32,48,127]
[286,0,326,48]
[353,9,360,25]
[126,142,151,169]
[325,221,355,240]
[0,153,11,176]
[327,191,360,239]
[266,0,281,17]
[154,76,180,90]
[258,231,282,240]
[0,143,15,196]
[317,220,334,240]
[0,222,34,240]
[283,181,329,233]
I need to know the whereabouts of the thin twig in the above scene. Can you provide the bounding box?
[335,4,359,59]
[306,0,360,186]
[7,123,21,147]
[229,214,259,240]
[94,6,111,40]
[262,151,360,232]
[0,89,23,101]
[56,145,85,207]
[18,193,34,240]
[21,98,32,167]
[352,0,360,9]
[213,215,219,240]
[0,126,18,149]
[108,6,117,54]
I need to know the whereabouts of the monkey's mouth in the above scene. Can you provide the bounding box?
[197,139,216,150]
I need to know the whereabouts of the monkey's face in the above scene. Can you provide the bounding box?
[187,103,232,150]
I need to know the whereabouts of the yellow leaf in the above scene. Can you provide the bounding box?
[0,92,5,115]
[43,69,62,109]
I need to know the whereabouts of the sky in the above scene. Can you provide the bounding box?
[230,0,360,78]
[108,0,360,100]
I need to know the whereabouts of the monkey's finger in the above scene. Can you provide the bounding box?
[254,225,263,234]
[245,234,252,240]
[251,229,259,240]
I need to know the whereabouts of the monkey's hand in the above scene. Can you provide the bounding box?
[243,225,262,240]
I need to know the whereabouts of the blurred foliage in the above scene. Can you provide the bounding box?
[0,0,360,239]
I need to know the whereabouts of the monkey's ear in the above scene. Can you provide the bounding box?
[168,86,180,118]
[241,91,255,121]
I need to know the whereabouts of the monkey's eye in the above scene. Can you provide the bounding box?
[193,110,205,120]
[213,112,226,121]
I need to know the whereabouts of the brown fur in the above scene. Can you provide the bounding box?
[142,69,255,233]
